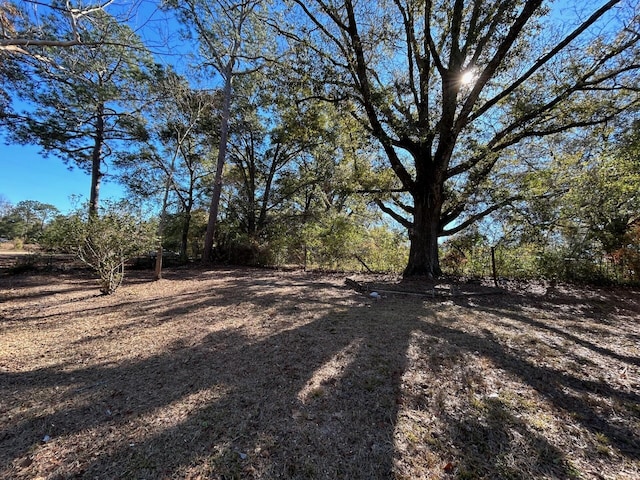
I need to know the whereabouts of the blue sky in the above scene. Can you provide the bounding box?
[0,141,125,213]
[0,0,619,215]
[0,1,184,214]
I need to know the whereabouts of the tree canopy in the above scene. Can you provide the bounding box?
[280,0,639,276]
[1,0,639,280]
[1,7,158,215]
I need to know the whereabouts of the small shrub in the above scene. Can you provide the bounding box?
[12,237,24,250]
[81,212,157,294]
[43,202,157,294]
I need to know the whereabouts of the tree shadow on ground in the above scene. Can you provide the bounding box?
[0,274,96,302]
[448,290,640,459]
[442,398,570,478]
[1,269,638,478]
[1,272,407,478]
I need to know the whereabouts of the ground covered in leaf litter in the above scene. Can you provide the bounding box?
[0,266,639,480]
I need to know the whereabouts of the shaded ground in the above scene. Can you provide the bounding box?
[1,266,639,479]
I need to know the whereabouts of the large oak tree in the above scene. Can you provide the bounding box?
[287,0,640,277]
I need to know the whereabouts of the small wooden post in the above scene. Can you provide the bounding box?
[491,246,498,287]
[154,241,163,280]
[303,244,307,271]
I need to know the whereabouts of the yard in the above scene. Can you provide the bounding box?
[1,266,639,479]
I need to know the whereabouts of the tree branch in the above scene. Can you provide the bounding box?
[440,196,524,236]
[455,0,544,134]
[342,0,416,191]
[468,0,623,125]
[374,199,412,229]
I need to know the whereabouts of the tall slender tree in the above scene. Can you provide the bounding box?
[117,70,220,264]
[286,0,640,277]
[2,9,157,216]
[224,70,331,240]
[167,0,272,262]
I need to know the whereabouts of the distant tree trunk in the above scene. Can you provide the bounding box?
[203,62,233,262]
[89,103,105,217]
[491,246,498,287]
[257,148,279,234]
[246,154,257,238]
[180,208,192,261]
[155,171,173,280]
[247,203,257,238]
[154,243,164,279]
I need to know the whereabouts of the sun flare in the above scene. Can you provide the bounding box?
[460,69,476,85]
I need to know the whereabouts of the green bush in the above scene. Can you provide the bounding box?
[43,202,157,294]
[357,227,408,273]
[12,237,24,251]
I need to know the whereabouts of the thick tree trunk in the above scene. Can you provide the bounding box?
[404,189,443,279]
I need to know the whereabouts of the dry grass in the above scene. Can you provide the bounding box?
[0,267,639,479]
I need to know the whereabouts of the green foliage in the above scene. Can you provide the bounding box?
[441,231,640,285]
[302,212,363,269]
[116,70,218,263]
[12,237,23,251]
[356,226,409,273]
[293,216,407,274]
[81,212,157,294]
[215,196,409,273]
[448,119,639,285]
[40,213,85,253]
[440,229,485,277]
[563,131,640,255]
[283,0,639,276]
[0,200,59,242]
[161,209,209,260]
[116,70,218,208]
[3,3,637,282]
[42,202,157,294]
[216,66,403,271]
[4,11,155,167]
[2,8,157,215]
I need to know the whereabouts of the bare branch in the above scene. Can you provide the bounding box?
[467,0,623,126]
[440,196,523,236]
[374,199,412,229]
[0,0,115,51]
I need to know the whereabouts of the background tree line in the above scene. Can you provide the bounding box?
[1,0,639,287]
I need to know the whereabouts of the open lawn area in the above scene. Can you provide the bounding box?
[1,267,639,479]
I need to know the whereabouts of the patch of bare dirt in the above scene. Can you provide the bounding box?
[1,267,639,479]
